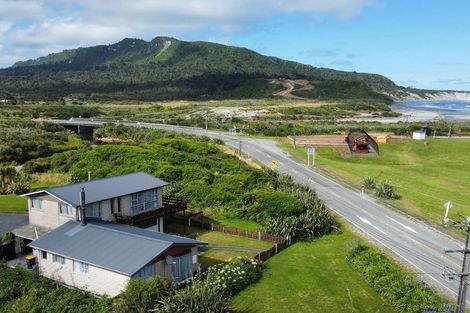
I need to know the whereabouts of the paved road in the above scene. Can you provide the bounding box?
[0,213,28,236]
[51,119,467,301]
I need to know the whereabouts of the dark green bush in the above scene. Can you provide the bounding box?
[157,280,230,313]
[348,245,453,313]
[113,276,174,313]
[362,176,376,189]
[264,208,336,239]
[374,181,400,199]
[240,190,305,221]
[0,265,112,313]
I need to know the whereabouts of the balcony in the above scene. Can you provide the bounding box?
[114,197,187,228]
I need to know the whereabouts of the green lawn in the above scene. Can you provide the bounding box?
[231,230,395,313]
[281,138,470,225]
[0,195,28,213]
[164,223,273,267]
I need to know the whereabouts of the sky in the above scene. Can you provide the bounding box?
[1,0,469,91]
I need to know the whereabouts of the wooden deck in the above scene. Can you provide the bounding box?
[114,197,187,228]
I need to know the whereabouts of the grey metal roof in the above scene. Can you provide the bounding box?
[28,221,206,276]
[23,172,169,207]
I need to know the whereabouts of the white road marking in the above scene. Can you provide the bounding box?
[386,215,418,234]
[357,215,388,236]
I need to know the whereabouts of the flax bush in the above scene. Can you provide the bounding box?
[362,176,376,189]
[374,181,400,199]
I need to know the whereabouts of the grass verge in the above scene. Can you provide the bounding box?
[231,229,395,313]
[280,138,470,226]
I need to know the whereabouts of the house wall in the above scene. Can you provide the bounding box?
[36,250,130,297]
[28,187,164,229]
[153,246,200,280]
[412,132,426,140]
[29,194,76,229]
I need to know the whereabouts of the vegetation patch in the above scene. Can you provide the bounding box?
[0,195,28,213]
[282,139,470,225]
[232,230,396,313]
[348,244,453,313]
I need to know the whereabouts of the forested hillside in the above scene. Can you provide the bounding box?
[0,37,398,101]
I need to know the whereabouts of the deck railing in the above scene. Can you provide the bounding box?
[115,197,187,228]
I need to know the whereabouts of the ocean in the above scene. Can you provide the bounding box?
[400,100,470,113]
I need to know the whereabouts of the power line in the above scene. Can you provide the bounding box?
[444,218,470,313]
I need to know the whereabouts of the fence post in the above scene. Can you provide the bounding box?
[275,243,278,254]
[211,223,214,231]
[188,218,191,227]
[258,231,261,241]
[222,227,225,233]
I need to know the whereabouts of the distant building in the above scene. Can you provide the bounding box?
[412,129,427,140]
[29,221,206,296]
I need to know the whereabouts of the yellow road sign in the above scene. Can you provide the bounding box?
[271,159,277,169]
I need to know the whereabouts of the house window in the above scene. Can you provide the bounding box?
[135,263,156,280]
[73,260,89,273]
[85,202,100,218]
[59,203,73,216]
[32,199,43,210]
[53,254,65,265]
[131,190,157,214]
[42,251,47,259]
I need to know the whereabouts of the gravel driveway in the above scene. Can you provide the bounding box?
[0,213,28,236]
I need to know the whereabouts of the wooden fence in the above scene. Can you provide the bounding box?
[169,217,292,262]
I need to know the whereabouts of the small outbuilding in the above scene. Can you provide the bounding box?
[412,129,427,140]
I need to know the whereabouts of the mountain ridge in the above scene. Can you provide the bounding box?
[0,36,407,101]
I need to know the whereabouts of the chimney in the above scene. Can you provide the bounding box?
[80,187,87,225]
[87,171,92,181]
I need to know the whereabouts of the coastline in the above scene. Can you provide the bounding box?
[391,101,470,122]
[338,101,470,124]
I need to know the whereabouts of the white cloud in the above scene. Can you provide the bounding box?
[0,0,377,67]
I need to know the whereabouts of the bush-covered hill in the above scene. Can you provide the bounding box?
[0,37,398,101]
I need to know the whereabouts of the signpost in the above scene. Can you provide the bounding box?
[444,201,453,224]
[307,147,316,167]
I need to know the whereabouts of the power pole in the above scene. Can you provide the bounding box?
[293,122,296,149]
[443,211,470,313]
[238,131,242,170]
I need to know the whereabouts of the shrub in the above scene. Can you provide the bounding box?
[362,176,376,189]
[113,276,174,313]
[206,260,261,295]
[2,232,15,245]
[157,280,230,313]
[0,264,111,313]
[348,244,452,313]
[241,190,305,221]
[264,208,336,240]
[374,181,400,199]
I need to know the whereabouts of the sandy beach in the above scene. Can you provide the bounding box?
[338,102,470,124]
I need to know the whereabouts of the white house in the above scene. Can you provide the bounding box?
[29,221,206,296]
[412,129,427,140]
[13,172,179,242]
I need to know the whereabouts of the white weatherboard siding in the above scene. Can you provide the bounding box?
[29,195,75,229]
[38,251,130,296]
[28,188,164,229]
